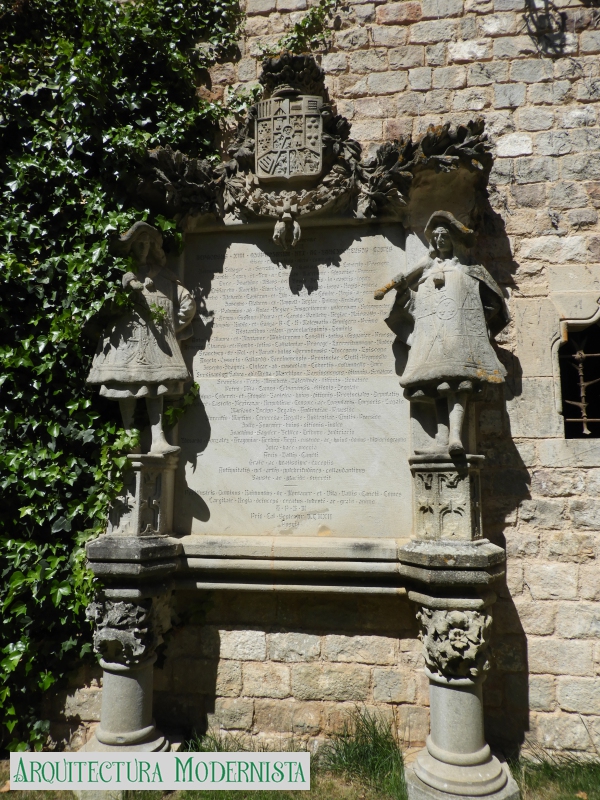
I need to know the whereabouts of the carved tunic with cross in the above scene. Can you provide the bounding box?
[87,268,196,399]
[397,257,506,390]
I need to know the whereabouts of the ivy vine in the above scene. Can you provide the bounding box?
[0,0,242,751]
[0,0,338,752]
[259,0,339,57]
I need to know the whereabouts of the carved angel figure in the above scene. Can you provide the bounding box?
[87,222,196,454]
[375,211,508,455]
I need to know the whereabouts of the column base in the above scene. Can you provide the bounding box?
[405,762,520,800]
[83,730,169,752]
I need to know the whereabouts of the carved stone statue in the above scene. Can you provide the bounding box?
[375,211,508,455]
[87,222,196,453]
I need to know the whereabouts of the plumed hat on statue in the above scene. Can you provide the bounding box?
[109,221,163,256]
[424,210,475,248]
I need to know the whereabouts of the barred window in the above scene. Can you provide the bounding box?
[559,324,600,438]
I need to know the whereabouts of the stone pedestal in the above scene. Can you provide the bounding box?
[85,451,183,753]
[399,455,520,800]
[107,451,179,537]
[405,765,520,800]
[90,655,167,752]
[410,454,483,542]
[405,593,519,799]
[84,592,169,752]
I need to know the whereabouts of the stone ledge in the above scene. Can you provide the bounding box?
[178,534,409,561]
[87,535,183,563]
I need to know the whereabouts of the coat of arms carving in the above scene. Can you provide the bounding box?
[255,93,323,182]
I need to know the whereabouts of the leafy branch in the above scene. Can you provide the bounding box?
[259,0,339,56]
[0,0,242,750]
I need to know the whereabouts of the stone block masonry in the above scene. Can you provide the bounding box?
[150,592,430,750]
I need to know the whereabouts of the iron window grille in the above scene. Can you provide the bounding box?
[559,324,600,438]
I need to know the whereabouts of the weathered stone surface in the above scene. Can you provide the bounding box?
[323,634,396,664]
[531,469,584,497]
[529,675,556,712]
[377,2,423,24]
[448,39,491,61]
[507,380,563,439]
[421,0,464,18]
[569,499,600,530]
[535,712,593,750]
[496,133,532,157]
[511,300,558,378]
[580,565,600,601]
[291,664,371,701]
[524,563,578,600]
[242,662,291,698]
[254,699,321,734]
[555,603,600,639]
[543,532,596,563]
[396,705,430,744]
[172,658,242,697]
[220,630,267,662]
[268,632,321,662]
[209,698,254,730]
[557,677,600,714]
[246,0,276,13]
[410,19,459,43]
[372,668,417,702]
[529,638,594,675]
[55,689,103,722]
[538,439,600,469]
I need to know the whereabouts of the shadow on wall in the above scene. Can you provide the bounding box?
[153,591,429,748]
[473,199,531,756]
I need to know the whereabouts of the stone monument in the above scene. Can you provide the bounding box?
[84,221,193,751]
[83,52,520,799]
[374,215,519,799]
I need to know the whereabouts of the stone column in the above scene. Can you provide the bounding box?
[399,453,520,800]
[85,594,168,752]
[406,592,519,800]
[84,451,183,753]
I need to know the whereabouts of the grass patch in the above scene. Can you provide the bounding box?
[4,722,600,800]
[512,746,600,800]
[318,708,407,800]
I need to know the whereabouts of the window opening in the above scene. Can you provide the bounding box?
[559,324,600,438]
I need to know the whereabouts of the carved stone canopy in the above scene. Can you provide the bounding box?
[136,52,492,248]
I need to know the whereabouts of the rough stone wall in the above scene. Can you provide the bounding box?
[152,592,426,750]
[47,0,600,755]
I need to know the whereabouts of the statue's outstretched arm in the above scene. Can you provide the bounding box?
[374,257,429,300]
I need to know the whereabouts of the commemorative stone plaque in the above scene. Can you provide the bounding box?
[175,223,412,538]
